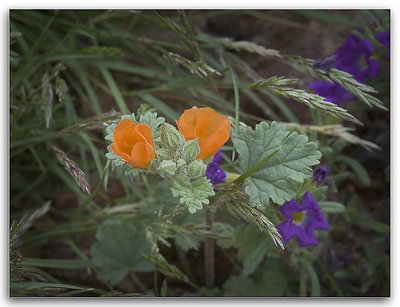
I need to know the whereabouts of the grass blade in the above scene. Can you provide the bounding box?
[140,94,180,120]
[21,258,90,269]
[98,64,130,114]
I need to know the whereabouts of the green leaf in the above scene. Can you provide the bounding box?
[335,155,371,186]
[171,177,215,213]
[21,258,90,269]
[309,185,328,202]
[234,224,271,276]
[292,10,364,27]
[319,201,346,214]
[232,121,321,208]
[350,215,390,234]
[212,222,237,249]
[140,94,180,121]
[98,65,130,114]
[138,111,165,141]
[10,282,84,290]
[222,266,287,297]
[91,220,154,285]
[222,275,257,296]
[299,258,320,297]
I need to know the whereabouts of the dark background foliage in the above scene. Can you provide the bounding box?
[10,9,390,297]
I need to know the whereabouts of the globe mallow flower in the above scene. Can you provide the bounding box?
[276,192,330,247]
[206,150,227,186]
[111,118,156,169]
[176,107,231,160]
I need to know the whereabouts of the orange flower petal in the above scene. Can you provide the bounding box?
[111,118,155,169]
[113,119,143,154]
[111,143,130,161]
[177,106,230,160]
[197,120,231,159]
[127,140,156,169]
[135,123,154,146]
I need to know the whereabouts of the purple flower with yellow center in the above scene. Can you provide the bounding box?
[335,33,380,82]
[309,33,380,106]
[312,165,330,184]
[206,150,226,186]
[375,31,390,59]
[276,192,330,247]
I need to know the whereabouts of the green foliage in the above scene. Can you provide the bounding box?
[141,252,198,289]
[171,177,215,213]
[319,201,346,214]
[335,155,372,186]
[222,259,293,296]
[164,51,221,78]
[139,112,166,142]
[212,222,237,249]
[232,121,321,208]
[10,9,389,297]
[235,224,271,276]
[222,186,284,249]
[251,77,362,125]
[91,220,154,285]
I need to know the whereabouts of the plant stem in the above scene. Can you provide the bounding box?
[204,204,215,289]
[299,271,307,297]
[232,148,280,184]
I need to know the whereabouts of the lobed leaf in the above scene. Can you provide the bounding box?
[232,121,321,208]
[91,221,154,285]
[171,177,215,214]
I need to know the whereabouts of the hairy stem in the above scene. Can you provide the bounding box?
[204,204,215,289]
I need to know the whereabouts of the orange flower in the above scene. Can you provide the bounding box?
[111,119,156,169]
[176,106,231,160]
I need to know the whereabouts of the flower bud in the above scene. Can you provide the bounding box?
[161,123,185,150]
[158,159,177,177]
[187,159,207,179]
[176,159,186,169]
[182,139,200,162]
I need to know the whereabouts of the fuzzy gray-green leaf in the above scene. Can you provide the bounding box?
[138,111,165,141]
[171,177,215,213]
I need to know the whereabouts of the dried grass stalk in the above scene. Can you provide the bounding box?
[50,144,91,194]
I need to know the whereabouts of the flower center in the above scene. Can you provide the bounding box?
[292,211,305,225]
[360,55,369,70]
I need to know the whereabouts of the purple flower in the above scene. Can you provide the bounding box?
[309,80,355,107]
[335,34,380,82]
[375,31,390,58]
[276,192,330,247]
[309,33,381,106]
[206,150,226,186]
[312,165,330,184]
[312,54,338,74]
